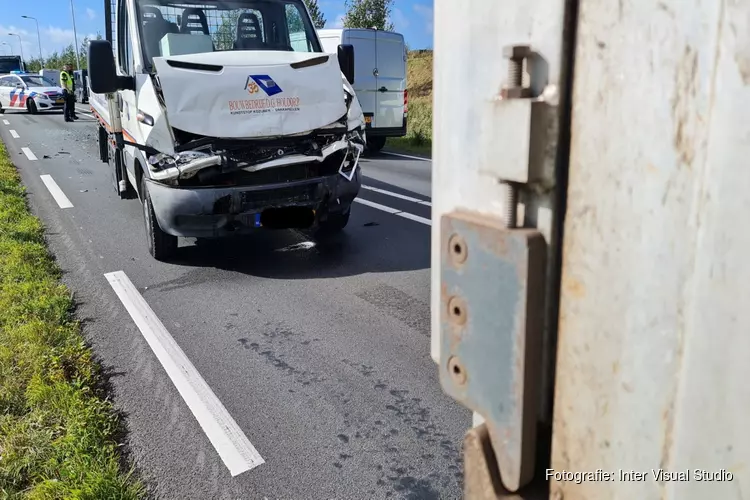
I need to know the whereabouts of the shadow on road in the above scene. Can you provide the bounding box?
[168,208,430,280]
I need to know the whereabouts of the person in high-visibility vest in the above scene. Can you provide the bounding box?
[60,64,78,122]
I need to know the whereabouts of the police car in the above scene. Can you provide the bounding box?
[0,72,65,114]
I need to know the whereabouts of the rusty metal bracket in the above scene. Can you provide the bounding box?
[440,211,546,492]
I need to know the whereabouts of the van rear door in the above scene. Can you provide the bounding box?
[344,29,378,126]
[374,31,406,130]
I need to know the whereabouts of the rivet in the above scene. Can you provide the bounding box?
[447,296,467,326]
[447,356,467,385]
[448,233,468,265]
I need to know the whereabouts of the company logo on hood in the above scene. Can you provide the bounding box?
[245,75,283,97]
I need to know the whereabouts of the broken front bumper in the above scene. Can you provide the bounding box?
[145,169,361,238]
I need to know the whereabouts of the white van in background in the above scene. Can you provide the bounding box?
[39,69,61,87]
[317,28,407,152]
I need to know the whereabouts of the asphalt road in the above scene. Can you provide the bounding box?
[0,106,470,500]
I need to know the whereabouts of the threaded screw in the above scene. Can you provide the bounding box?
[508,58,522,88]
[502,181,518,228]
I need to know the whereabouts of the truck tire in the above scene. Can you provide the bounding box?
[98,126,109,163]
[317,208,351,235]
[141,177,177,261]
[366,136,386,152]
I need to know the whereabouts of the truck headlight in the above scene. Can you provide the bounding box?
[148,151,211,170]
[148,153,177,169]
[175,151,211,164]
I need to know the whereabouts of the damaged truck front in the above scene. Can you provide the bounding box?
[88,0,365,260]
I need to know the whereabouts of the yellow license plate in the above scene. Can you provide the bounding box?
[56,99,64,104]
[364,116,372,124]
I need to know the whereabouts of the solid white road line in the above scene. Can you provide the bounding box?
[362,185,431,207]
[40,175,74,209]
[21,147,38,161]
[355,197,431,226]
[75,105,94,116]
[382,151,431,162]
[2,119,9,125]
[9,129,19,139]
[104,271,265,477]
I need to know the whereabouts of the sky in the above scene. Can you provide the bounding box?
[0,0,433,61]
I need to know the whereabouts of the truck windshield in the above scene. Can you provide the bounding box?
[136,0,322,68]
[0,57,23,74]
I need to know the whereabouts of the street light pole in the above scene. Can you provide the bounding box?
[7,33,25,71]
[1,42,10,55]
[69,0,82,70]
[21,16,43,68]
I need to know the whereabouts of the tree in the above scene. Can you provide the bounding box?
[287,6,306,34]
[304,0,326,29]
[213,10,242,50]
[60,44,78,69]
[25,58,43,72]
[78,36,91,69]
[343,0,394,31]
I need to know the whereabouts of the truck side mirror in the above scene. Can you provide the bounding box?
[88,39,127,93]
[337,44,355,85]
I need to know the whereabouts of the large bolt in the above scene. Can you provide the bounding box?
[503,45,531,86]
[502,181,518,228]
[502,45,532,99]
[508,58,522,88]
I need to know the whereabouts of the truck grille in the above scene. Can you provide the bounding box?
[240,184,319,211]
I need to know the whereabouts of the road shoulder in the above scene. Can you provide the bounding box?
[0,140,144,498]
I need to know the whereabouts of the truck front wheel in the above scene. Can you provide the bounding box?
[141,177,177,261]
[316,208,351,235]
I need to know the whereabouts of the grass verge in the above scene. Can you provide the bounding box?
[385,50,433,158]
[0,141,144,499]
[386,137,432,158]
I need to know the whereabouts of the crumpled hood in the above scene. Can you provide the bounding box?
[153,51,348,139]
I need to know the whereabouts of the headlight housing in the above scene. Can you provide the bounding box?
[148,150,211,170]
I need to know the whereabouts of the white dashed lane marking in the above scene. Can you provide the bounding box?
[361,185,431,207]
[21,147,38,161]
[354,197,431,226]
[40,175,74,209]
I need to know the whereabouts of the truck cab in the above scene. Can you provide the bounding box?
[0,55,24,74]
[89,0,365,261]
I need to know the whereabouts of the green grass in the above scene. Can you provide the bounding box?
[386,50,433,157]
[386,136,431,157]
[0,141,144,499]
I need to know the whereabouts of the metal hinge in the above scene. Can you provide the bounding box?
[438,44,549,497]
